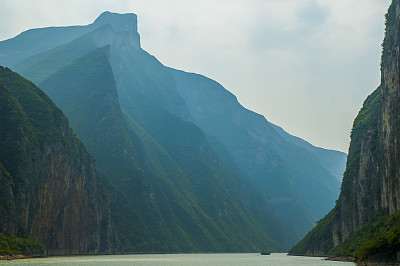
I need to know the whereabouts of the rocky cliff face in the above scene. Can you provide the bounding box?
[380,0,400,215]
[0,66,116,255]
[332,87,381,247]
[290,0,400,259]
[333,0,400,247]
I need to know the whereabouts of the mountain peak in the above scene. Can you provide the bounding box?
[94,11,138,33]
[92,12,141,50]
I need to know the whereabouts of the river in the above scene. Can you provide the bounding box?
[0,253,355,266]
[0,253,355,265]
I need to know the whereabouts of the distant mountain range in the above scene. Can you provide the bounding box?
[0,11,346,254]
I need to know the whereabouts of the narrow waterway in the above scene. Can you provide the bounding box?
[0,253,355,265]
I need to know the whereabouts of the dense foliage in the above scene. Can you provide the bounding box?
[355,215,400,261]
[333,211,400,261]
[0,233,43,256]
[0,66,68,147]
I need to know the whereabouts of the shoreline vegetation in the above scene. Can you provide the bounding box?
[0,233,43,259]
[0,254,41,260]
[288,253,356,262]
[289,209,400,264]
[325,256,356,262]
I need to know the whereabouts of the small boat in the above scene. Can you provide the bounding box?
[261,250,271,255]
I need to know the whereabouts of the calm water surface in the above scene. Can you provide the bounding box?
[0,253,355,265]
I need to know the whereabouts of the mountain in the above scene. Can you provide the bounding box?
[0,11,347,252]
[289,1,400,264]
[0,12,139,68]
[169,68,345,235]
[0,66,116,255]
[170,69,346,238]
[92,15,345,238]
[37,44,289,251]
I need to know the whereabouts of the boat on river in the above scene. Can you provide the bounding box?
[261,250,271,255]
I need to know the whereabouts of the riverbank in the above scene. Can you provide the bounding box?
[0,254,30,260]
[325,256,356,262]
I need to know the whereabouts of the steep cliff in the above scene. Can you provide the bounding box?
[0,66,116,255]
[290,1,400,263]
[379,0,400,217]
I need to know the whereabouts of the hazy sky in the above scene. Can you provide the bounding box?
[0,0,392,152]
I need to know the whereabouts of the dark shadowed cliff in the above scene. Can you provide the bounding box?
[0,66,116,255]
